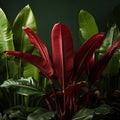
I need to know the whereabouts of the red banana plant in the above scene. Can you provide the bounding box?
[4,22,120,119]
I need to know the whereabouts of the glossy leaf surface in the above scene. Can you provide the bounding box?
[12,4,37,52]
[79,9,98,42]
[0,8,14,57]
[74,33,105,81]
[23,27,51,64]
[52,23,74,87]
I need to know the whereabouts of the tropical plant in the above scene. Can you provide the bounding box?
[4,19,120,119]
[1,4,120,120]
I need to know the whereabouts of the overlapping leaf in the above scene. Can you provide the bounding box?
[74,33,105,82]
[4,51,53,79]
[89,38,120,85]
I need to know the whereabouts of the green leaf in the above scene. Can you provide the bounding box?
[98,25,120,76]
[12,4,37,53]
[23,48,40,80]
[92,104,111,119]
[72,108,94,120]
[79,9,98,42]
[23,62,40,80]
[27,108,56,120]
[0,8,14,58]
[94,104,111,116]
[9,110,26,120]
[1,77,43,96]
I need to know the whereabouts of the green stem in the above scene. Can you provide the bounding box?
[5,57,9,79]
[24,96,29,107]
[18,59,22,78]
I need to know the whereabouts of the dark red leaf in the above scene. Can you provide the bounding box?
[86,53,95,75]
[51,23,74,88]
[23,27,51,65]
[89,38,120,86]
[74,33,105,82]
[64,81,86,95]
[4,51,53,79]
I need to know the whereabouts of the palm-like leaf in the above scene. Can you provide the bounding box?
[0,8,14,57]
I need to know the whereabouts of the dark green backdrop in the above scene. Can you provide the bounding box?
[0,0,120,51]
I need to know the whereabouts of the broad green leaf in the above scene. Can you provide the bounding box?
[12,4,38,78]
[72,108,94,120]
[27,108,56,120]
[0,8,14,58]
[12,4,37,53]
[23,62,40,80]
[79,9,98,42]
[1,77,43,96]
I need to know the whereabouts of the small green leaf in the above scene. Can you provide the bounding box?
[79,9,98,42]
[27,108,56,120]
[0,8,14,58]
[72,108,94,120]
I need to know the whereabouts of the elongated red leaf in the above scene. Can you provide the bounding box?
[4,51,53,79]
[89,38,120,86]
[74,33,105,82]
[51,23,74,88]
[23,27,51,65]
[64,81,86,95]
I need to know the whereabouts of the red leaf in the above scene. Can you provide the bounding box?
[64,81,86,95]
[86,53,95,74]
[51,23,74,88]
[23,27,51,65]
[4,51,53,79]
[89,38,120,85]
[74,33,105,82]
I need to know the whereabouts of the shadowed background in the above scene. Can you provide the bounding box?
[0,0,120,51]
